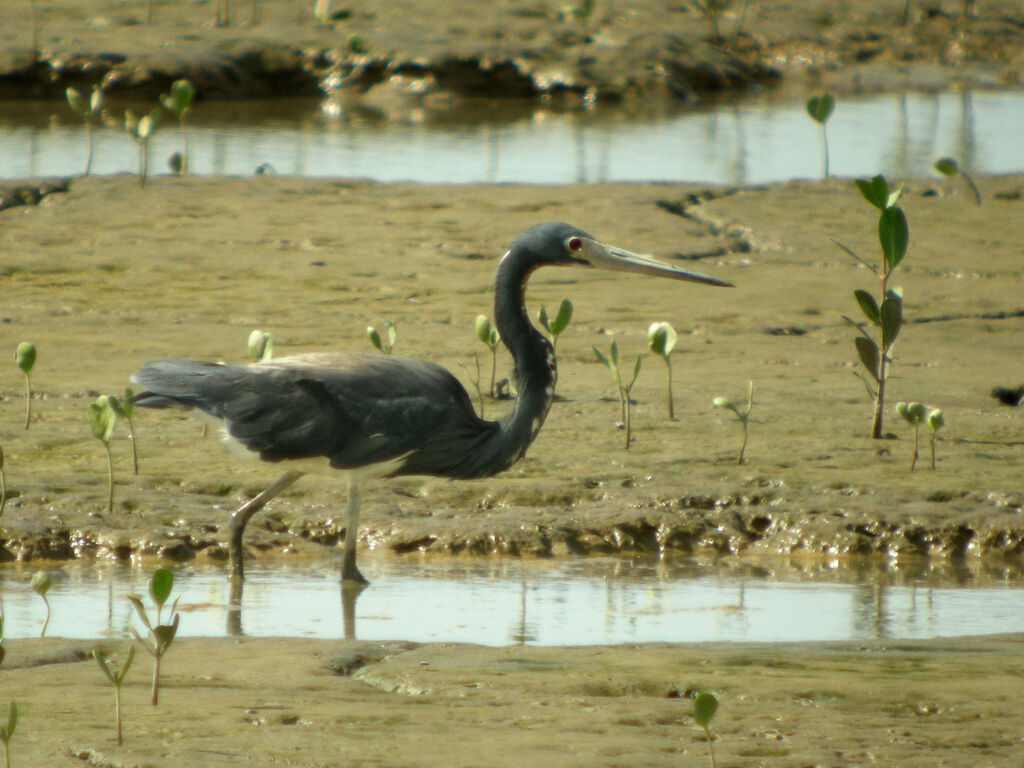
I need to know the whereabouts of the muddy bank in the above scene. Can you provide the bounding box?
[2,633,1023,766]
[0,0,1022,105]
[0,174,1021,567]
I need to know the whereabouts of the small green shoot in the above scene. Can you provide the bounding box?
[15,342,36,431]
[125,110,159,188]
[693,689,719,768]
[895,401,926,471]
[712,380,753,464]
[31,571,52,637]
[93,645,135,746]
[927,408,945,470]
[648,321,678,419]
[475,315,502,397]
[160,80,196,175]
[66,86,103,176]
[538,299,573,354]
[0,700,16,768]
[367,321,397,355]
[837,175,908,439]
[127,568,181,705]
[247,330,274,361]
[112,389,139,475]
[593,340,642,449]
[88,396,118,513]
[934,156,981,205]
[806,93,835,179]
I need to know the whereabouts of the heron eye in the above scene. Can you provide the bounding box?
[567,237,583,252]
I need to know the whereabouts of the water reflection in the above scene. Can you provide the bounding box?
[1,555,1022,645]
[1,90,1021,183]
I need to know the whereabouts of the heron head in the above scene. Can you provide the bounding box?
[511,221,732,287]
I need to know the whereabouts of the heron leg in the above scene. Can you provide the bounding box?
[341,475,369,585]
[228,470,304,579]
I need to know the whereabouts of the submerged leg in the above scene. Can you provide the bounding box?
[228,470,304,579]
[341,475,369,585]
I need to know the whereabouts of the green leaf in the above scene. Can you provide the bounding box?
[927,408,945,433]
[475,315,492,345]
[854,337,880,382]
[1,700,17,740]
[550,299,573,335]
[165,79,195,116]
[126,595,153,631]
[805,93,834,124]
[879,294,903,349]
[66,87,87,115]
[88,399,117,443]
[31,570,52,596]
[15,342,36,374]
[853,290,880,325]
[150,568,174,609]
[93,648,116,684]
[629,354,642,386]
[694,690,718,729]
[592,346,609,369]
[855,175,890,211]
[609,339,619,367]
[121,388,134,420]
[934,157,959,177]
[647,321,678,358]
[878,206,909,271]
[89,86,103,113]
[712,396,740,419]
[537,306,550,333]
[366,326,383,352]
[125,109,139,135]
[153,618,179,653]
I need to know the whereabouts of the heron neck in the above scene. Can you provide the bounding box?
[492,254,556,468]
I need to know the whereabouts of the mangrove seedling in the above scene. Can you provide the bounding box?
[712,380,753,465]
[247,329,274,360]
[647,321,678,419]
[160,80,196,175]
[0,700,16,768]
[475,315,502,397]
[125,109,159,188]
[895,401,927,471]
[109,389,139,475]
[934,156,981,205]
[367,321,397,355]
[15,342,36,430]
[836,174,908,439]
[806,93,835,179]
[693,689,719,768]
[927,408,945,470]
[593,340,642,449]
[66,86,103,176]
[538,299,573,354]
[31,570,52,637]
[93,645,136,746]
[127,567,181,705]
[88,396,118,513]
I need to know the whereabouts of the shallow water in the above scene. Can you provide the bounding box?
[2,556,1022,645]
[2,89,1022,183]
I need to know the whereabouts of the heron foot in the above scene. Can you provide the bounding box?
[341,553,369,586]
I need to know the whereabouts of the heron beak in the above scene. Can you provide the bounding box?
[583,239,733,287]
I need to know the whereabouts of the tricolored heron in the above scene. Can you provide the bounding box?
[131,222,731,585]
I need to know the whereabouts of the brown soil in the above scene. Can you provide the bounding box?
[1,2,1024,765]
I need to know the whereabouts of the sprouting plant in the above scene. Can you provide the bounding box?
[247,329,274,360]
[593,340,642,449]
[0,700,16,768]
[926,408,945,470]
[93,645,136,746]
[712,380,753,464]
[88,395,118,513]
[0,445,6,518]
[66,86,103,176]
[367,321,397,355]
[458,354,486,418]
[693,689,719,768]
[160,80,196,175]
[694,0,733,46]
[647,321,678,419]
[806,93,835,179]
[934,157,981,205]
[895,401,926,470]
[475,315,502,397]
[125,109,159,188]
[15,342,36,431]
[835,175,908,439]
[538,299,573,354]
[127,568,181,705]
[31,570,52,637]
[109,389,139,475]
